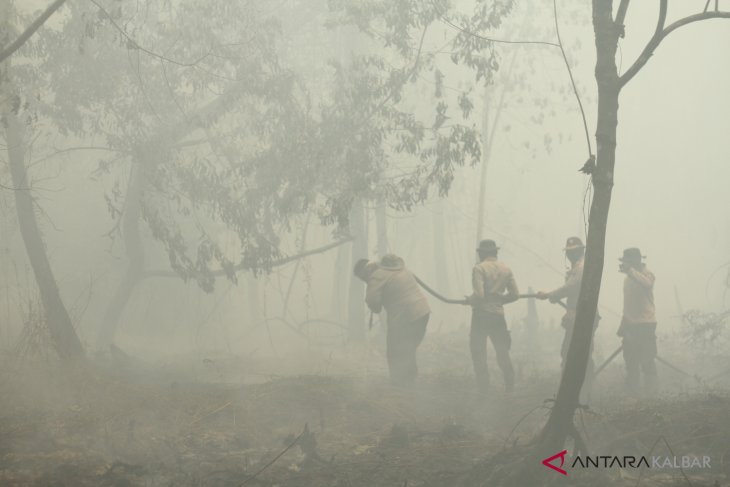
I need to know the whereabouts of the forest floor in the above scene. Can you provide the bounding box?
[0,341,729,487]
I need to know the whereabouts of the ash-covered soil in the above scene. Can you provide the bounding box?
[0,349,728,487]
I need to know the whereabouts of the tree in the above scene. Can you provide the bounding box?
[0,1,84,363]
[536,0,730,468]
[0,0,66,63]
[4,0,516,350]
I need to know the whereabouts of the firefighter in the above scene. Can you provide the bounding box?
[617,247,657,394]
[354,254,430,386]
[536,237,598,400]
[466,239,518,394]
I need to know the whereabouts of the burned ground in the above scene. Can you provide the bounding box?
[1,341,728,487]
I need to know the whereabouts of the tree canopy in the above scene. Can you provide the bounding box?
[6,0,516,290]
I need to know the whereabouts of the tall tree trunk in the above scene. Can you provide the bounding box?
[96,162,146,350]
[246,272,262,329]
[432,201,450,294]
[538,0,620,454]
[524,286,540,353]
[4,111,84,362]
[375,199,388,258]
[475,54,514,244]
[347,199,367,341]
[1,3,82,362]
[93,79,258,348]
[475,88,490,244]
[330,243,349,323]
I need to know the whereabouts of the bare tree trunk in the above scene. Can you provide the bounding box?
[476,88,491,244]
[432,202,450,294]
[330,242,349,322]
[4,112,84,362]
[375,199,388,258]
[281,213,312,319]
[475,60,513,243]
[525,286,540,352]
[246,272,262,328]
[0,0,66,63]
[347,199,367,341]
[538,0,619,454]
[1,3,82,362]
[96,162,146,350]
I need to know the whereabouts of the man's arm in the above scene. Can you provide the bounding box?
[627,268,654,288]
[365,281,383,313]
[501,271,519,304]
[467,266,484,306]
[544,283,571,300]
[538,267,580,301]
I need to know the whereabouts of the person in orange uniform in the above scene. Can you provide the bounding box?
[354,254,431,386]
[466,239,518,394]
[537,237,599,400]
[617,247,657,394]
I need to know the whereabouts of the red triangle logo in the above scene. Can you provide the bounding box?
[542,449,568,476]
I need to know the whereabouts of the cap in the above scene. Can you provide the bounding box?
[564,236,585,251]
[476,239,499,254]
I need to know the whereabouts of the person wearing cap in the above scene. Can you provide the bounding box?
[536,237,599,378]
[618,247,657,394]
[466,239,518,394]
[353,254,431,386]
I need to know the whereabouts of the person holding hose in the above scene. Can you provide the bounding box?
[353,254,430,386]
[466,239,518,394]
[536,236,599,401]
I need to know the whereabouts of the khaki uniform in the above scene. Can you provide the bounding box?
[469,258,519,314]
[468,257,517,393]
[546,256,600,402]
[366,256,430,325]
[620,266,657,393]
[364,255,430,385]
[622,267,656,324]
[547,257,599,363]
[548,257,584,329]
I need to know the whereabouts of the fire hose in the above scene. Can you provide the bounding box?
[369,276,564,330]
[412,274,468,305]
[411,275,702,382]
[412,275,567,309]
[412,275,700,380]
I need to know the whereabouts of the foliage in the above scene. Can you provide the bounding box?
[5,0,516,288]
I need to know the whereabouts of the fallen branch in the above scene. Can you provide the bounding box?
[189,401,232,427]
[142,237,354,279]
[238,426,306,486]
[502,404,546,451]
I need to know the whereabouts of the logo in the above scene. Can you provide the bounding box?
[541,450,712,476]
[542,450,568,476]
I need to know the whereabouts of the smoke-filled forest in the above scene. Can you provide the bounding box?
[1,1,730,486]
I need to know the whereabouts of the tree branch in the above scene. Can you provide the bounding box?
[662,9,730,37]
[29,145,129,168]
[89,0,212,68]
[619,3,730,87]
[0,0,66,63]
[618,0,667,87]
[432,0,559,48]
[615,0,630,26]
[437,15,560,48]
[553,0,592,158]
[142,237,354,279]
